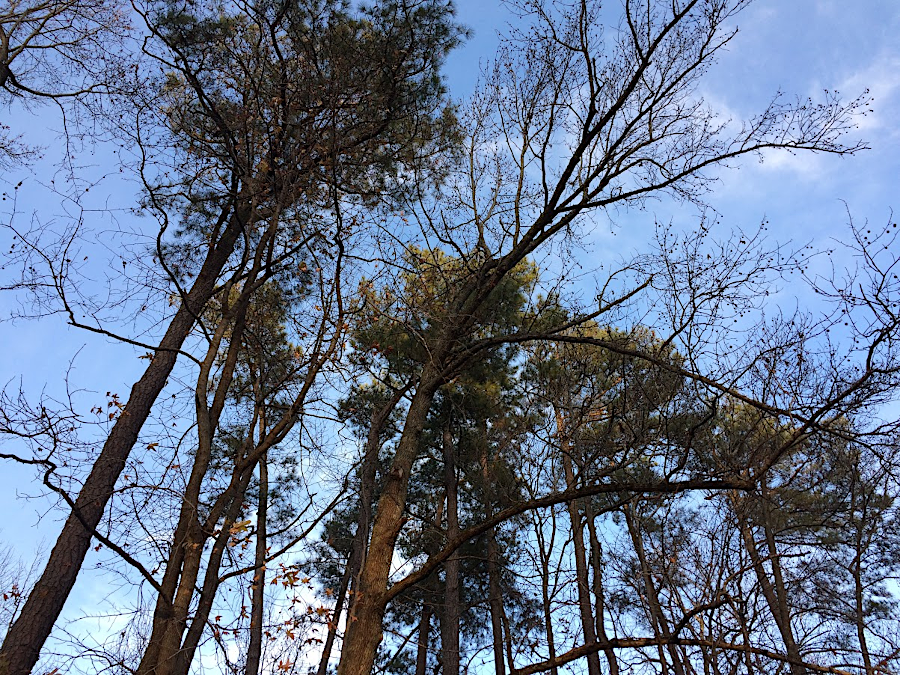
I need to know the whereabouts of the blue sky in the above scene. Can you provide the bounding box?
[1,0,899,661]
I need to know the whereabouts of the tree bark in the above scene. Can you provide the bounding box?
[139,275,259,675]
[534,508,560,675]
[732,491,805,675]
[317,387,407,675]
[556,409,602,675]
[586,505,619,675]
[440,410,461,675]
[245,453,268,675]
[336,368,443,675]
[624,505,686,675]
[478,418,506,675]
[415,601,433,675]
[316,562,353,675]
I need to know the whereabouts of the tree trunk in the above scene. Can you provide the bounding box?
[316,562,353,675]
[317,388,408,675]
[851,509,875,675]
[534,508,560,675]
[140,288,258,675]
[336,369,442,675]
[415,601,433,675]
[624,505,686,675]
[478,418,506,675]
[415,492,445,675]
[732,491,805,675]
[245,453,268,675]
[440,411,461,675]
[0,214,244,675]
[556,410,602,675]
[586,505,619,675]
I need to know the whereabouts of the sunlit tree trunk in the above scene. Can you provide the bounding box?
[245,453,268,675]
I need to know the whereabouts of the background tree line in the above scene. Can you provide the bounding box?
[1,0,898,674]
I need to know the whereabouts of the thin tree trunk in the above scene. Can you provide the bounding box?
[852,514,875,675]
[140,281,259,675]
[556,410,602,675]
[317,388,408,675]
[172,468,256,675]
[624,505,686,675]
[245,453,268,675]
[732,491,804,675]
[440,410,461,675]
[477,418,506,675]
[415,602,433,675]
[415,493,446,675]
[486,527,505,675]
[0,213,244,675]
[534,508,560,675]
[316,562,353,675]
[586,505,619,675]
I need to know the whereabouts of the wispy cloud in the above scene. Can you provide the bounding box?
[839,52,900,134]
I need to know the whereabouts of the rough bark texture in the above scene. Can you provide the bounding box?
[336,370,442,675]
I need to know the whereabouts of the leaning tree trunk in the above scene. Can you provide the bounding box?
[624,505,687,675]
[737,489,806,675]
[139,280,259,675]
[0,211,245,675]
[336,368,444,675]
[586,503,620,675]
[316,389,406,675]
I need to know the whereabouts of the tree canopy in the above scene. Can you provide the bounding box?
[1,1,899,675]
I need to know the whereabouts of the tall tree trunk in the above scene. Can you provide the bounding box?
[478,418,506,675]
[0,213,244,675]
[556,410,602,675]
[317,388,408,675]
[139,285,259,675]
[245,453,268,675]
[534,509,560,675]
[440,410,461,675]
[851,507,875,675]
[586,505,619,675]
[172,468,256,675]
[731,490,805,675]
[415,492,445,675]
[336,368,443,675]
[415,602,433,675]
[624,505,686,675]
[316,562,353,675]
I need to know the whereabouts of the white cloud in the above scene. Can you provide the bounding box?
[839,52,900,134]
